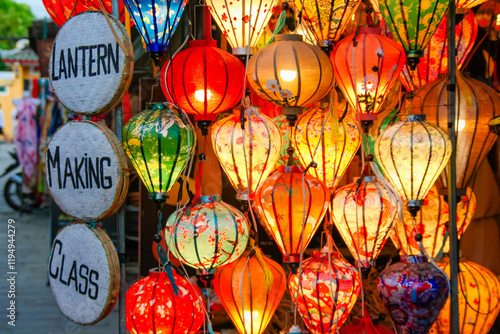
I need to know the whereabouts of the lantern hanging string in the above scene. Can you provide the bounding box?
[69,0,81,19]
[96,0,131,57]
[239,0,255,125]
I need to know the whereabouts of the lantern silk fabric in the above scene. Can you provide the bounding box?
[42,0,128,26]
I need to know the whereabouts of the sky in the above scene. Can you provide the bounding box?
[14,0,51,19]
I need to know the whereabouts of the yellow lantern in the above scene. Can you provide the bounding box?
[374,115,452,216]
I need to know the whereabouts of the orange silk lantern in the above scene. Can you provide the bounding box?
[213,246,287,334]
[254,166,329,264]
[332,27,406,121]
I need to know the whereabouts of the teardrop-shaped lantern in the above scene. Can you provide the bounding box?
[123,103,195,204]
[293,103,361,193]
[332,176,399,268]
[374,114,452,216]
[254,166,329,264]
[379,0,451,69]
[212,106,282,201]
[289,249,361,334]
[377,256,450,334]
[332,27,406,121]
[213,246,287,334]
[126,268,204,334]
[165,195,250,271]
[435,258,500,334]
[400,10,478,92]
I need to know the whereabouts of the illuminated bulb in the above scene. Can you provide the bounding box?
[280,70,297,82]
[194,89,212,102]
[497,13,500,26]
[244,311,259,323]
[458,119,466,131]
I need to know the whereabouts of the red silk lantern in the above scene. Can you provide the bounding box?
[126,268,204,334]
[332,27,406,121]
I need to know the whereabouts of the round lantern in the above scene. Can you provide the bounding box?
[254,166,329,264]
[289,249,361,334]
[403,72,500,191]
[123,103,195,204]
[211,106,282,201]
[377,256,450,334]
[126,268,204,334]
[374,114,452,216]
[332,176,399,269]
[165,195,250,271]
[293,102,361,193]
[379,0,451,69]
[400,10,478,92]
[391,185,476,258]
[213,246,287,334]
[435,258,500,334]
[332,27,406,121]
[247,34,334,116]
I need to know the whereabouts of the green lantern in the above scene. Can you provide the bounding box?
[379,0,451,69]
[123,103,195,204]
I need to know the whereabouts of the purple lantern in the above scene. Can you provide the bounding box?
[377,256,449,334]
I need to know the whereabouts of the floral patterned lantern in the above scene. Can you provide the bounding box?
[123,103,195,204]
[126,268,204,334]
[254,166,329,264]
[213,246,287,334]
[332,176,399,269]
[165,195,250,271]
[247,34,334,117]
[378,0,451,69]
[289,249,361,334]
[377,256,450,334]
[332,27,406,121]
[435,258,500,334]
[211,106,282,201]
[42,0,128,26]
[292,102,361,193]
[374,115,452,216]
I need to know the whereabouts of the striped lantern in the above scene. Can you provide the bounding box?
[456,0,489,8]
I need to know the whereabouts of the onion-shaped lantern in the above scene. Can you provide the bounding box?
[254,166,329,264]
[42,0,128,26]
[126,268,204,334]
[123,0,187,65]
[213,246,287,334]
[332,27,406,121]
[403,72,500,191]
[289,249,361,334]
[211,106,282,201]
[332,176,399,269]
[292,103,361,193]
[400,10,478,92]
[378,0,451,69]
[374,114,452,216]
[247,34,334,117]
[165,195,250,271]
[123,103,195,204]
[377,256,450,334]
[391,185,476,258]
[435,258,500,334]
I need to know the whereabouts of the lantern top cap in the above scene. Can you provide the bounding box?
[402,114,426,122]
[149,267,176,278]
[199,194,222,203]
[275,34,303,42]
[401,255,428,264]
[313,249,341,259]
[146,102,168,111]
[277,165,304,174]
[358,27,381,34]
[189,39,218,48]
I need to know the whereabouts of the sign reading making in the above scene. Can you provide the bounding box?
[49,11,133,115]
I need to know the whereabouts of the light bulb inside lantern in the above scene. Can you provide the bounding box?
[244,310,259,325]
[496,14,500,27]
[458,119,466,131]
[280,70,297,82]
[194,89,212,102]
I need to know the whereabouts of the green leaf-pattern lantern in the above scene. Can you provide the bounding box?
[123,103,195,204]
[379,0,451,69]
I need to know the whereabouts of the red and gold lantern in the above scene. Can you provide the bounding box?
[42,0,128,26]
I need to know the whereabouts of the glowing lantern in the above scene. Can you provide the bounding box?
[165,195,250,271]
[247,34,334,117]
[332,176,399,269]
[332,27,406,121]
[123,103,195,204]
[435,258,500,334]
[378,0,451,69]
[126,268,204,334]
[211,106,282,201]
[400,10,478,92]
[213,246,287,334]
[42,0,128,26]
[374,114,452,216]
[254,166,329,264]
[292,103,361,193]
[123,0,187,65]
[476,1,500,31]
[289,249,361,334]
[391,185,476,257]
[457,0,489,9]
[403,72,500,191]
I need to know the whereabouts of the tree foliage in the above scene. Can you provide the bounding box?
[0,0,34,49]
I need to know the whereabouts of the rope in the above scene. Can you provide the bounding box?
[97,0,131,58]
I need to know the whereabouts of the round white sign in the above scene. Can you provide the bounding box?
[49,224,120,325]
[49,11,133,115]
[46,121,129,221]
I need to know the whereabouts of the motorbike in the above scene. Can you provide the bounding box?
[1,150,35,212]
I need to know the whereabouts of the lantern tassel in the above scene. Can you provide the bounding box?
[164,261,181,296]
[265,10,287,46]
